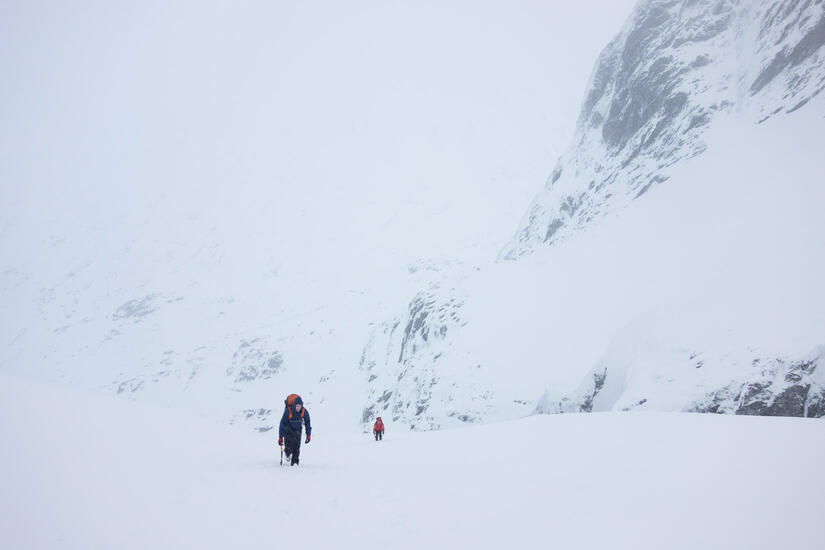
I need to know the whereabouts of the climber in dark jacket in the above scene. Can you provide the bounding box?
[278,395,312,465]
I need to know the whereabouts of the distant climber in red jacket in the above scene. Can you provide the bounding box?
[373,417,385,441]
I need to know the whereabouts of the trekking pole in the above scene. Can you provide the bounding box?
[280,445,283,466]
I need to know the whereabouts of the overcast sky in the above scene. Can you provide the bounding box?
[1,0,637,278]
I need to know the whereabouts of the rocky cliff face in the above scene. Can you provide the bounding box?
[359,277,486,431]
[529,0,825,419]
[691,353,825,418]
[502,0,825,258]
[541,332,825,418]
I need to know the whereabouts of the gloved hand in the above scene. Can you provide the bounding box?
[305,435,311,444]
[278,437,283,446]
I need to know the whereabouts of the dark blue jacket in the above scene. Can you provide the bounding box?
[279,401,311,438]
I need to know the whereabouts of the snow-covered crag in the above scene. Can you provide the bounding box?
[540,319,825,418]
[361,0,825,428]
[359,275,480,431]
[503,0,825,257]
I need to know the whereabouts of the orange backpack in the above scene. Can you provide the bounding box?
[285,393,305,420]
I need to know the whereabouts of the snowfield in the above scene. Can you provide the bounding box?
[2,376,822,550]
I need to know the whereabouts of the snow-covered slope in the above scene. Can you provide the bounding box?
[0,0,637,431]
[3,376,823,550]
[360,0,825,428]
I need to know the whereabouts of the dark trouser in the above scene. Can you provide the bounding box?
[284,430,302,464]
[374,430,383,441]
